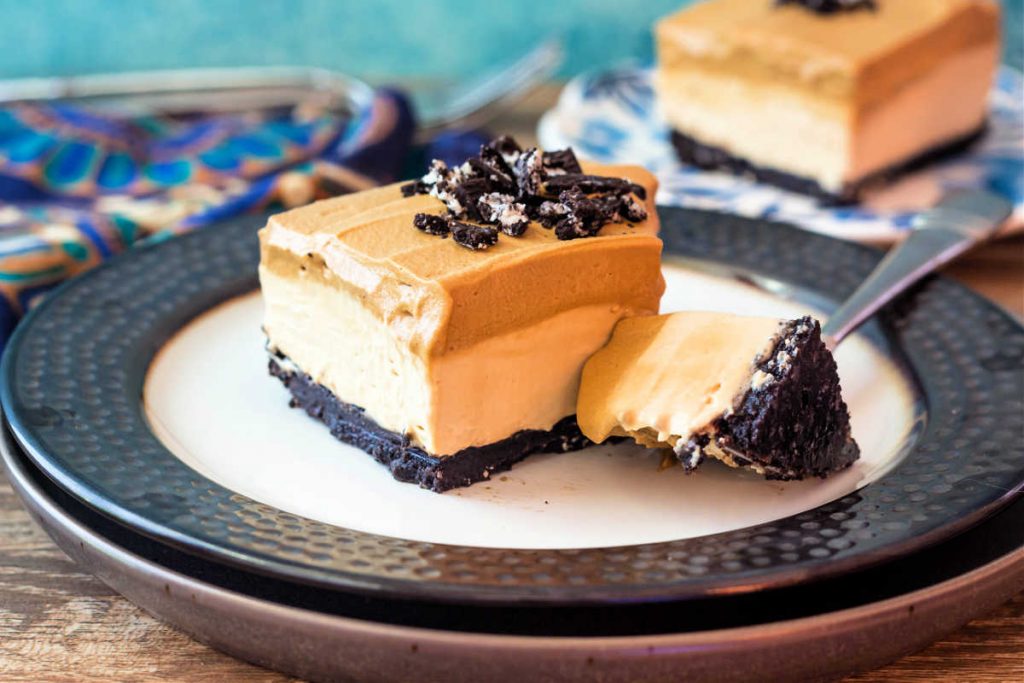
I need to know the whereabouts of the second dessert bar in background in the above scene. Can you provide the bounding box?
[654,0,1000,202]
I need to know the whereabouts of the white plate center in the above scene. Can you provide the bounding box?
[144,264,917,550]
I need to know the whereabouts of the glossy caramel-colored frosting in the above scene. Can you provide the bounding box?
[260,162,663,359]
[656,0,1000,108]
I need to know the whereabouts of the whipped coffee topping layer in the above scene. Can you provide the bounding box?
[577,312,787,448]
[656,0,1000,107]
[260,160,662,358]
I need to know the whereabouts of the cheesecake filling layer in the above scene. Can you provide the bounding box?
[262,264,649,456]
[656,71,849,191]
[656,44,996,191]
[577,312,858,479]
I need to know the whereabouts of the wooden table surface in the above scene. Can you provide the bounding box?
[1,88,1023,681]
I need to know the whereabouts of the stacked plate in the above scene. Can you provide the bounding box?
[2,208,1023,682]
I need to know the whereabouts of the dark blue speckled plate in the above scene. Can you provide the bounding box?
[2,207,1023,605]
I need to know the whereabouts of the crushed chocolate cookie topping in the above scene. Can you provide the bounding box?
[477,192,529,236]
[513,147,545,197]
[542,148,583,175]
[453,176,491,221]
[405,135,647,247]
[775,0,876,14]
[536,199,570,228]
[606,195,645,227]
[400,179,429,197]
[540,174,647,201]
[423,160,472,216]
[535,188,649,239]
[466,156,516,193]
[553,189,602,240]
[450,221,499,250]
[413,213,450,236]
[487,135,523,165]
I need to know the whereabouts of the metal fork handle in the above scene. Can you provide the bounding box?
[822,189,1013,348]
[414,39,563,139]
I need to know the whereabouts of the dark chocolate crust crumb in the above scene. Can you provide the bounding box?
[269,356,594,492]
[451,220,499,250]
[675,317,859,480]
[775,0,876,14]
[413,213,451,236]
[404,135,648,246]
[669,125,987,205]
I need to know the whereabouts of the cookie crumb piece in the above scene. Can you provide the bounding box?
[413,213,451,236]
[451,221,499,250]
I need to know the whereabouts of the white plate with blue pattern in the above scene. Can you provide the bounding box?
[538,66,1024,244]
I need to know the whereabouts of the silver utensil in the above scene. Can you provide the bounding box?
[410,38,563,140]
[823,189,1013,348]
[0,39,563,135]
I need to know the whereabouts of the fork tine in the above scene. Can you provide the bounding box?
[415,38,564,137]
[442,39,563,113]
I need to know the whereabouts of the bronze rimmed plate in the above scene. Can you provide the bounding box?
[2,208,1022,604]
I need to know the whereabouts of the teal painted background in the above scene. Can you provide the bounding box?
[0,0,1020,80]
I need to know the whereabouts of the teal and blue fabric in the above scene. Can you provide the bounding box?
[0,89,418,350]
[0,104,342,199]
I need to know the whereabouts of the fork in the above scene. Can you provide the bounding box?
[410,38,563,140]
[823,189,1013,349]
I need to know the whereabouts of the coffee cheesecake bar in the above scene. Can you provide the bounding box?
[577,312,859,479]
[259,138,663,491]
[654,0,1000,202]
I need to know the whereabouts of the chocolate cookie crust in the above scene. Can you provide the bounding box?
[669,125,987,205]
[268,357,594,492]
[675,317,860,480]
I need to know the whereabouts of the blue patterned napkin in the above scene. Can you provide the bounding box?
[0,88,427,350]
